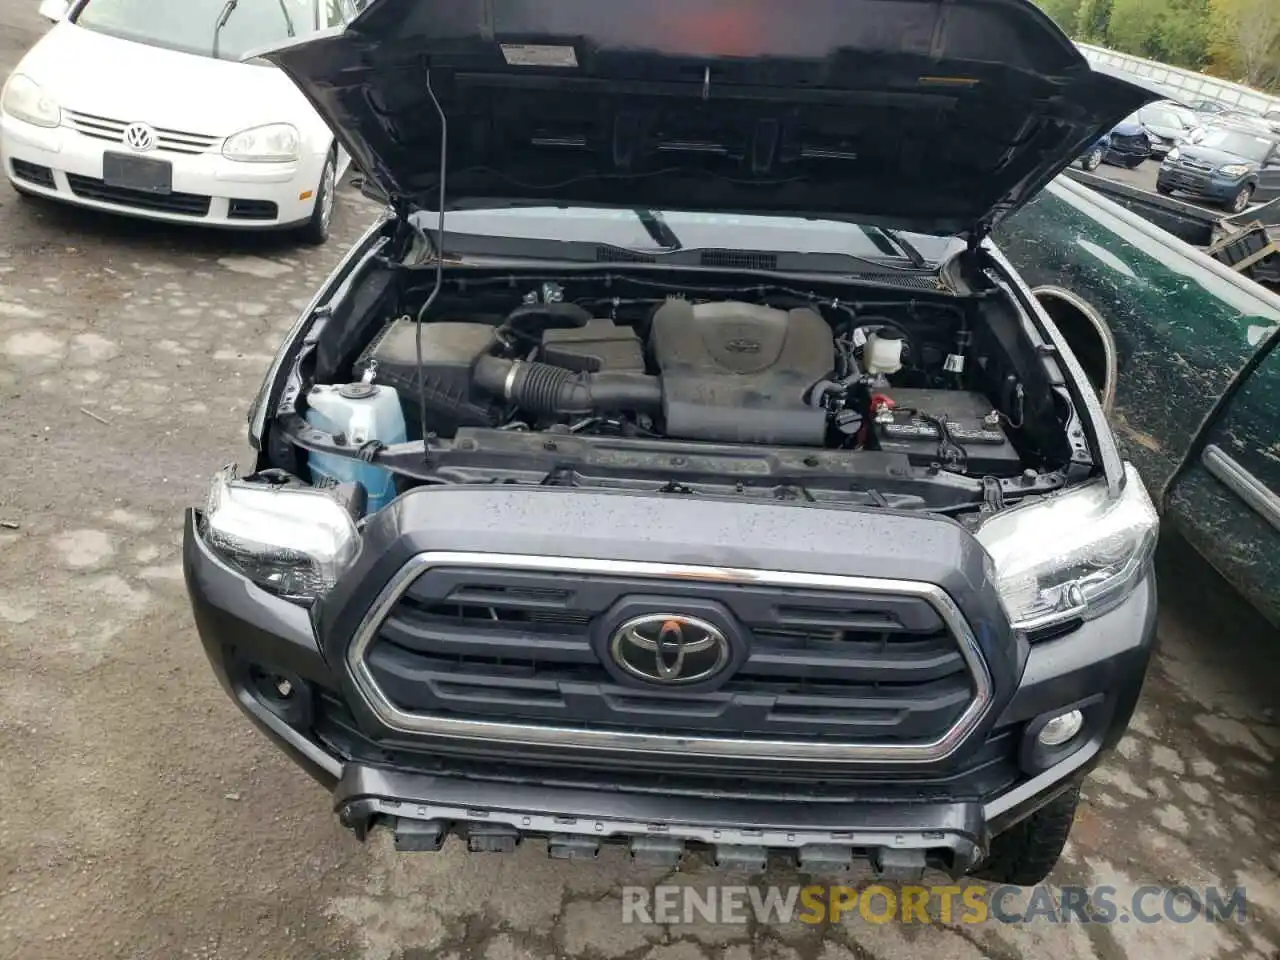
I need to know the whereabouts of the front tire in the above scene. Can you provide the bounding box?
[296,151,336,246]
[1081,146,1104,171]
[970,786,1079,886]
[1156,181,1173,195]
[1225,184,1253,214]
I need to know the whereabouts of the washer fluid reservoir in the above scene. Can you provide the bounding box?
[305,382,406,514]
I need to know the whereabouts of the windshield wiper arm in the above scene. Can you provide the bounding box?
[880,228,927,268]
[276,0,296,37]
[864,225,927,268]
[211,0,240,58]
[633,208,682,251]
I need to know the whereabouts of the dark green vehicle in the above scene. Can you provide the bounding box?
[995,176,1280,625]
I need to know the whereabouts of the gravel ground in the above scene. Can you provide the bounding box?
[1,5,1278,960]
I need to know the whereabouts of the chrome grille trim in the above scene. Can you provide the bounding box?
[63,109,220,155]
[346,552,995,764]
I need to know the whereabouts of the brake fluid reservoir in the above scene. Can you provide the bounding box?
[864,329,905,374]
[305,382,406,514]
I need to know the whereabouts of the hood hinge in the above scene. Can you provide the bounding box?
[966,219,992,255]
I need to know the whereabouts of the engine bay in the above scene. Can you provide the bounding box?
[273,268,1092,518]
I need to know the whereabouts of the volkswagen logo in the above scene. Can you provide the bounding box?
[608,614,731,685]
[122,122,157,152]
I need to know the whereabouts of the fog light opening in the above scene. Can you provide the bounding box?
[245,663,313,727]
[249,665,297,704]
[1037,709,1084,748]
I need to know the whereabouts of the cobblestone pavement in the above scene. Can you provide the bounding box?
[1,4,1278,959]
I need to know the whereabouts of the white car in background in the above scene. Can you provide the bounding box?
[0,0,359,244]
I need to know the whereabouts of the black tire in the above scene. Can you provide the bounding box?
[969,786,1079,886]
[295,150,336,246]
[1225,183,1253,214]
[1156,181,1173,195]
[1080,146,1104,171]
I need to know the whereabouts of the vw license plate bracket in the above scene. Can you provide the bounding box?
[103,152,173,195]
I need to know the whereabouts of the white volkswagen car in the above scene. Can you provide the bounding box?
[0,0,359,244]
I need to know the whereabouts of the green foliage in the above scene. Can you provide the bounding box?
[1075,0,1115,42]
[1158,0,1211,68]
[1107,0,1168,57]
[1105,0,1211,65]
[1209,0,1280,89]
[1035,0,1085,33]
[1033,0,1277,91]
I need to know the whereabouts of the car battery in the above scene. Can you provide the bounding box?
[867,388,1022,476]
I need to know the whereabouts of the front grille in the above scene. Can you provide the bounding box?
[65,174,211,216]
[9,159,55,187]
[63,109,219,155]
[1166,172,1209,190]
[228,198,279,220]
[1179,158,1214,172]
[355,560,984,756]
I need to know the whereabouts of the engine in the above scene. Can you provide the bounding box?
[346,290,1027,478]
[650,299,833,446]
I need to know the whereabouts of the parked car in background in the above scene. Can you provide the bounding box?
[1189,99,1262,127]
[1135,101,1195,158]
[1079,134,1109,171]
[0,0,359,244]
[1078,120,1150,171]
[1100,118,1151,168]
[995,176,1280,627]
[1158,125,1280,212]
[1186,112,1276,141]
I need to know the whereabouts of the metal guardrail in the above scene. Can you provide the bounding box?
[1077,43,1280,116]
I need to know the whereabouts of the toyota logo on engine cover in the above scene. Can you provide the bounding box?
[609,614,731,685]
[123,122,157,152]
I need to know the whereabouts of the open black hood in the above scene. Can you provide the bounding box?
[263,0,1157,238]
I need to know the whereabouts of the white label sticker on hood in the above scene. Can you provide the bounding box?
[500,44,579,68]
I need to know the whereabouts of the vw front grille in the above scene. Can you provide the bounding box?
[64,110,220,155]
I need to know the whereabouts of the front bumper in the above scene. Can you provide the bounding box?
[183,501,1158,874]
[1,112,322,228]
[1103,143,1150,164]
[1156,166,1247,202]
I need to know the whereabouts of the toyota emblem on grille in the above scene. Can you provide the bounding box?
[123,122,157,152]
[609,614,731,685]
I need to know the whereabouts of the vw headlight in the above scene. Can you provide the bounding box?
[1219,163,1250,177]
[200,465,359,600]
[975,464,1158,632]
[0,73,60,128]
[222,122,300,162]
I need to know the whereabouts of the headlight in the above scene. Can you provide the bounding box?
[222,122,300,162]
[200,465,360,600]
[975,464,1158,632]
[1165,147,1180,161]
[0,73,60,128]
[1219,164,1250,177]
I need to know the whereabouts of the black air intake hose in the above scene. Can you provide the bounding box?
[474,356,662,415]
[500,302,591,346]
